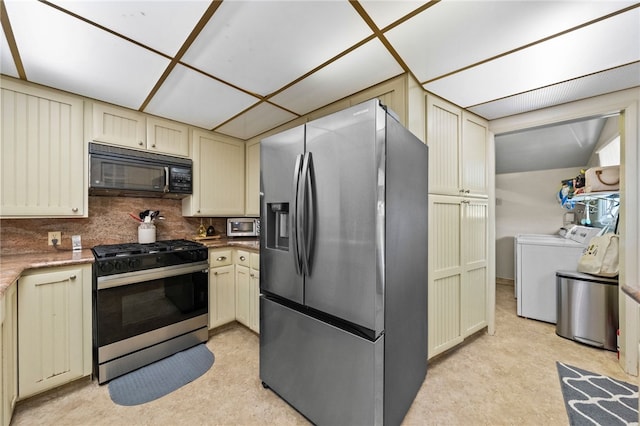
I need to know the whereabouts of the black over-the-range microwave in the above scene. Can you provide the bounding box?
[89,142,193,199]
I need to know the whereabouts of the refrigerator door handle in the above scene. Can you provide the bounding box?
[292,154,303,274]
[300,152,314,275]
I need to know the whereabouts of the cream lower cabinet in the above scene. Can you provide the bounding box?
[1,283,17,426]
[18,265,92,399]
[1,77,86,218]
[235,250,260,333]
[208,249,236,329]
[428,195,488,359]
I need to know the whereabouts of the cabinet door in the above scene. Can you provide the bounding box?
[18,265,91,398]
[184,130,245,216]
[461,199,488,336]
[235,264,250,328]
[209,264,236,329]
[428,195,463,358]
[245,140,260,216]
[461,112,488,196]
[146,116,189,157]
[249,269,260,333]
[2,283,17,426]
[426,95,461,196]
[91,102,146,149]
[1,79,85,217]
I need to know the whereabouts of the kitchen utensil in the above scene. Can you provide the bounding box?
[129,213,143,222]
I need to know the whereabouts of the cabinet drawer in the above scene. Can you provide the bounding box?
[236,250,250,267]
[209,249,232,267]
[250,252,260,270]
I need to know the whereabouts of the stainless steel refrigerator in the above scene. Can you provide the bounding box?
[260,99,428,425]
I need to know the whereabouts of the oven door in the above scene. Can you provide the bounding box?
[95,262,208,353]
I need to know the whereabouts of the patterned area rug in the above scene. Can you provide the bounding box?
[557,362,638,425]
[108,344,214,406]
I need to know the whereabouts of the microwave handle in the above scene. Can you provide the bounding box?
[164,166,170,193]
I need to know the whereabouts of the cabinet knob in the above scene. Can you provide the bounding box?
[216,256,227,261]
[250,273,255,277]
[214,271,218,275]
[465,189,470,194]
[139,141,144,146]
[72,207,79,212]
[152,143,156,148]
[240,256,246,261]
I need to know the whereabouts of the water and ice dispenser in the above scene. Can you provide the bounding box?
[266,203,289,250]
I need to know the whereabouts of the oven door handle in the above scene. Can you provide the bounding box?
[97,261,209,290]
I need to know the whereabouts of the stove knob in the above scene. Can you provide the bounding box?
[100,262,114,274]
[114,260,127,272]
[129,258,141,269]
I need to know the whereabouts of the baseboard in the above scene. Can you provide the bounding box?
[496,277,514,286]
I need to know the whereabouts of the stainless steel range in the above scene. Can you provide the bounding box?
[92,239,209,384]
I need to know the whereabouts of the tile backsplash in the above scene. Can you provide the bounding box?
[0,196,228,255]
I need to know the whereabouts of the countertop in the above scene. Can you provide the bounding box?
[0,238,259,297]
[0,249,96,296]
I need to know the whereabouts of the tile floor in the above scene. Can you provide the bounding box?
[11,283,634,425]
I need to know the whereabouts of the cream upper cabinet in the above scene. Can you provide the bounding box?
[461,112,488,196]
[1,283,17,426]
[428,195,488,359]
[18,264,92,399]
[426,95,462,196]
[90,103,189,157]
[0,77,86,218]
[426,94,488,197]
[90,103,145,148]
[183,129,245,217]
[145,116,189,157]
[245,139,260,217]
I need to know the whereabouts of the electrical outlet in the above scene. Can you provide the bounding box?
[48,231,61,246]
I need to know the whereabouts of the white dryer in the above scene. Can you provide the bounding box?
[514,226,601,323]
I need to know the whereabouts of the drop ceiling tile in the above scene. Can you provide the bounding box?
[144,64,258,130]
[424,8,640,108]
[386,0,638,83]
[469,62,640,120]
[358,1,426,29]
[47,0,211,56]
[1,30,19,78]
[182,1,372,96]
[4,0,169,109]
[215,102,297,140]
[270,39,403,116]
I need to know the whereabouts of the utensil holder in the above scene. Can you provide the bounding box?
[138,223,156,244]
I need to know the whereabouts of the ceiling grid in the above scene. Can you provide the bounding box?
[0,0,638,141]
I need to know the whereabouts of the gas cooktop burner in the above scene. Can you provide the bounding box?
[92,239,204,259]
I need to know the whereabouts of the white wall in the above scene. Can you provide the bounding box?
[495,167,583,279]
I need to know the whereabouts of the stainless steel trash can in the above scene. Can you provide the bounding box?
[556,270,618,351]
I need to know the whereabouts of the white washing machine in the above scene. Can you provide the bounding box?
[515,226,601,323]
